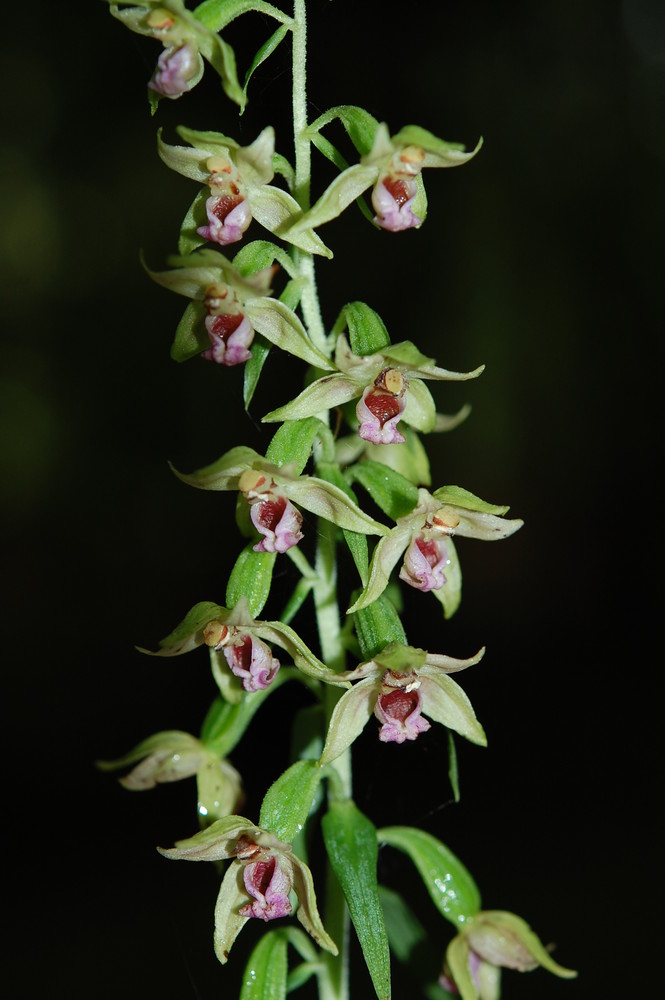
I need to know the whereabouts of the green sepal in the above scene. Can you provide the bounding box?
[403,378,436,433]
[170,445,263,490]
[431,485,510,516]
[467,911,578,980]
[377,826,482,927]
[262,372,361,423]
[226,543,276,617]
[346,524,413,614]
[390,126,483,168]
[259,760,322,842]
[245,297,335,370]
[430,537,462,619]
[284,163,378,234]
[333,301,391,356]
[322,802,391,1000]
[264,417,325,474]
[346,459,419,521]
[305,105,381,158]
[316,461,369,584]
[284,476,389,537]
[318,679,375,765]
[143,600,226,656]
[352,593,407,661]
[373,641,426,673]
[239,929,288,1000]
[249,185,333,258]
[171,300,208,361]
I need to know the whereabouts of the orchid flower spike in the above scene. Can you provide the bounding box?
[107,0,244,105]
[158,816,337,964]
[96,731,243,823]
[263,332,484,444]
[348,486,524,619]
[319,641,486,764]
[138,596,351,694]
[441,909,577,1000]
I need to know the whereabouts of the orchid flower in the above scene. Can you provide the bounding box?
[347,486,524,618]
[158,816,337,963]
[145,248,335,369]
[96,730,243,823]
[157,126,333,257]
[139,596,351,696]
[319,641,486,764]
[441,909,577,1000]
[282,118,482,238]
[262,332,484,442]
[107,0,244,105]
[168,444,390,555]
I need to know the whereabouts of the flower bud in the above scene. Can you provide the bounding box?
[149,43,198,99]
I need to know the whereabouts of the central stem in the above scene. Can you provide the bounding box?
[291,5,350,999]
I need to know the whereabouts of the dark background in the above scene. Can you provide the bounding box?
[2,1,661,996]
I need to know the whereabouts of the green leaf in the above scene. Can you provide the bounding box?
[170,300,208,361]
[334,301,391,356]
[347,460,418,521]
[377,827,481,927]
[243,334,271,410]
[259,760,322,842]
[194,0,293,32]
[363,425,431,487]
[242,24,290,108]
[239,929,288,1000]
[322,802,391,1000]
[352,593,407,661]
[226,543,276,617]
[200,670,299,756]
[233,239,297,280]
[265,417,325,474]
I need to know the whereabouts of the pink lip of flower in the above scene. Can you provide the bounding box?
[148,43,197,98]
[371,175,421,232]
[373,671,431,743]
[399,535,447,592]
[356,384,407,444]
[250,494,304,553]
[222,634,280,692]
[202,311,254,366]
[197,193,252,246]
[239,853,294,921]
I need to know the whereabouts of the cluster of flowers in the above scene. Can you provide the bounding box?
[103,4,576,997]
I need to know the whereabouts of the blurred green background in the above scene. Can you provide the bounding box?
[2,1,661,996]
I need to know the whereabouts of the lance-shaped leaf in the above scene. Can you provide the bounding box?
[322,802,391,1000]
[377,826,482,927]
[226,544,276,617]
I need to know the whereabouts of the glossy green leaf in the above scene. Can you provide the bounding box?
[259,760,322,842]
[346,460,418,521]
[226,543,276,618]
[239,929,288,1000]
[377,827,481,927]
[352,593,406,660]
[322,802,391,1000]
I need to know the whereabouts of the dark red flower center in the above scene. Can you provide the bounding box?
[379,688,419,723]
[255,496,287,531]
[207,312,244,342]
[363,388,402,427]
[249,857,276,894]
[382,177,411,207]
[211,191,243,222]
[416,538,441,568]
[234,635,253,670]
